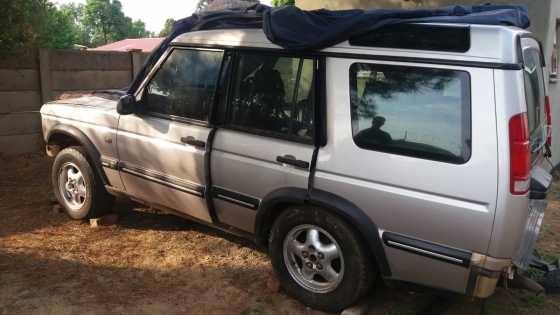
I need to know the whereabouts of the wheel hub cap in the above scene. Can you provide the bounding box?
[283,224,345,293]
[58,162,87,210]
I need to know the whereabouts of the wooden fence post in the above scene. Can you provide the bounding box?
[39,48,52,103]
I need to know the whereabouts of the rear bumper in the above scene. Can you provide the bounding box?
[468,192,549,298]
[513,198,547,269]
[467,254,512,298]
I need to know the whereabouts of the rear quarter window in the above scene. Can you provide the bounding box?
[521,44,546,148]
[349,63,471,164]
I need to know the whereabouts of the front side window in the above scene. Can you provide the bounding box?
[227,53,315,142]
[143,49,224,121]
[350,63,471,164]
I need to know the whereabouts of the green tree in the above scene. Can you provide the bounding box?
[84,0,125,45]
[159,18,176,37]
[60,3,92,47]
[0,0,78,50]
[83,0,152,46]
[36,3,79,49]
[271,0,295,6]
[128,19,153,38]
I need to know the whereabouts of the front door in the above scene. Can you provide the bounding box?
[211,52,317,232]
[117,47,225,223]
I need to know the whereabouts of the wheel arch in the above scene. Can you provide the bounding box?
[46,125,109,186]
[255,187,391,277]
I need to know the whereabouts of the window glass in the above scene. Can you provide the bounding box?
[349,24,470,53]
[144,49,224,121]
[350,63,471,163]
[522,47,545,134]
[228,53,315,142]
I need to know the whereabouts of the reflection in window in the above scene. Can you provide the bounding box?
[350,63,471,163]
[552,22,559,78]
[523,48,546,135]
[144,49,224,121]
[228,53,315,142]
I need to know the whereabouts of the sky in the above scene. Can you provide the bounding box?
[54,0,272,34]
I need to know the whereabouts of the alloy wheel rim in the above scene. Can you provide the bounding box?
[283,224,345,293]
[58,162,87,211]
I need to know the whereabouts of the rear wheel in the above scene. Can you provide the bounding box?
[269,206,375,312]
[52,146,113,219]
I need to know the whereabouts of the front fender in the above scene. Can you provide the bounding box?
[46,125,108,185]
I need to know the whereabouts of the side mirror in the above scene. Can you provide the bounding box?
[117,94,136,115]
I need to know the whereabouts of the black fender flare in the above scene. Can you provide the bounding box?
[46,124,109,185]
[255,187,391,277]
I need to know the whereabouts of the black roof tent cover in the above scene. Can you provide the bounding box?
[128,4,529,94]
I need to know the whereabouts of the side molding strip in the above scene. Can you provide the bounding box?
[383,231,472,268]
[212,186,260,210]
[119,162,205,198]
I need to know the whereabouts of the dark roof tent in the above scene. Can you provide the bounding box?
[128,4,530,94]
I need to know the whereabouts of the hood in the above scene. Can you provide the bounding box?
[53,94,119,110]
[41,93,121,131]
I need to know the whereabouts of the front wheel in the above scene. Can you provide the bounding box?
[52,146,113,219]
[269,206,375,312]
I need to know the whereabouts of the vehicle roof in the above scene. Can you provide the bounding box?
[171,24,530,65]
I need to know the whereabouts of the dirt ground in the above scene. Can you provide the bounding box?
[1,154,560,315]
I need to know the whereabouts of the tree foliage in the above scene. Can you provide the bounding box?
[36,4,80,49]
[159,18,176,37]
[0,0,78,50]
[84,0,152,46]
[271,0,295,6]
[0,0,154,50]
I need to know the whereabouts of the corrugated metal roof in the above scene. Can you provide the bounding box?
[91,38,164,52]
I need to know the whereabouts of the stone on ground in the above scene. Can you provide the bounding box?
[89,213,119,227]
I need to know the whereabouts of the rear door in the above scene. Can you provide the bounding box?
[210,51,317,232]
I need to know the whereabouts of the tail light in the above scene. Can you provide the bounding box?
[545,95,552,146]
[509,112,530,195]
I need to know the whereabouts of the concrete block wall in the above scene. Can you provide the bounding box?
[0,49,150,156]
[0,50,43,156]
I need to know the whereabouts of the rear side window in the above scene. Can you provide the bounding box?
[227,53,315,143]
[522,44,546,140]
[144,49,224,121]
[350,63,471,164]
[349,24,470,53]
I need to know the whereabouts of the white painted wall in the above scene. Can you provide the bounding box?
[544,1,560,166]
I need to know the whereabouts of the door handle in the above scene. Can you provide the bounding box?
[276,155,310,169]
[180,136,206,148]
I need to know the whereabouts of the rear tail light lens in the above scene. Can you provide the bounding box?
[545,95,552,146]
[509,112,530,195]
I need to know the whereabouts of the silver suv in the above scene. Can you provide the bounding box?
[41,24,553,312]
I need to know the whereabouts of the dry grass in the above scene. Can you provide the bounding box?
[0,154,559,315]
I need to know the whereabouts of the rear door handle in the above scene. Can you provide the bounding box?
[276,155,310,169]
[180,136,206,148]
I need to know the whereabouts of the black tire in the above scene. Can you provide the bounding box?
[52,146,113,219]
[269,206,375,312]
